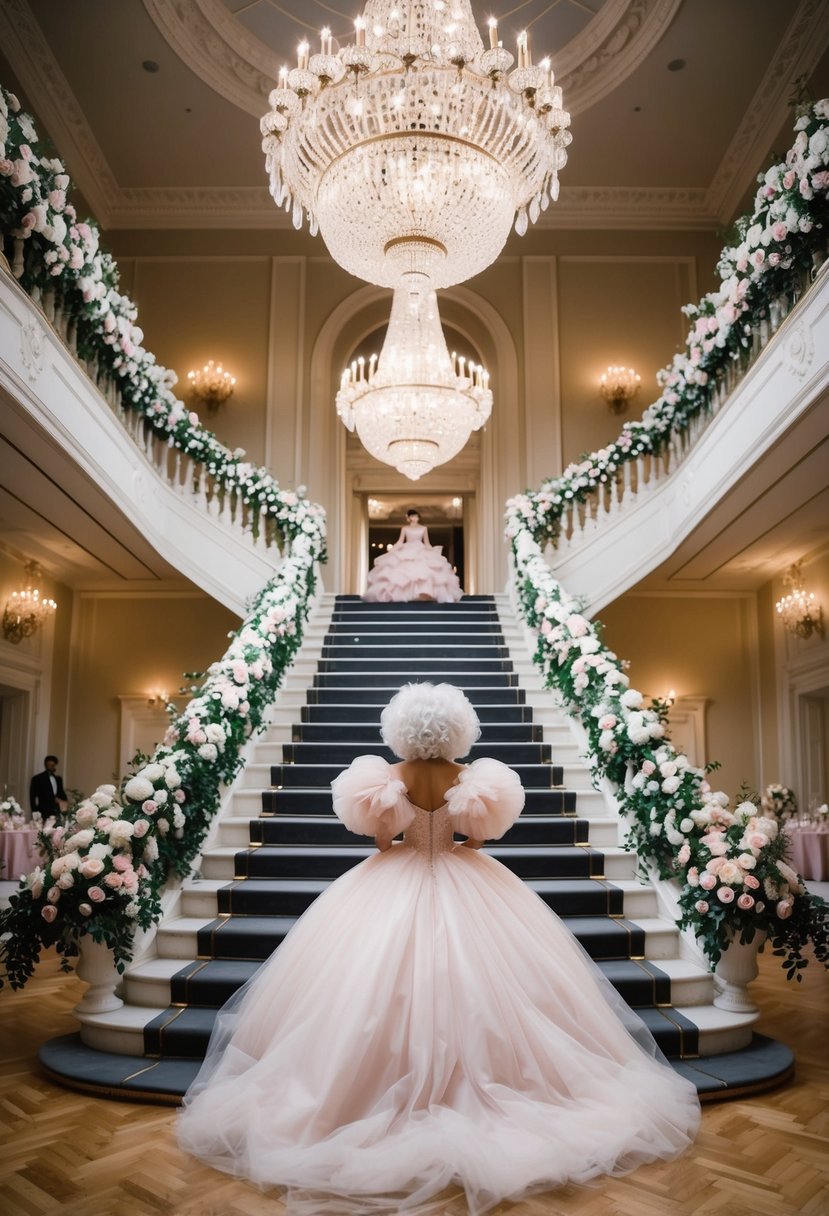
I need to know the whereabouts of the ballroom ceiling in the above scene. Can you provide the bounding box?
[0,0,827,230]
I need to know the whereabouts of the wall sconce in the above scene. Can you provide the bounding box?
[187,360,236,412]
[776,561,824,639]
[147,688,169,708]
[599,366,641,414]
[2,561,57,644]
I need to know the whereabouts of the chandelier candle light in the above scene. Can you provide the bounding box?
[776,561,825,639]
[336,271,492,479]
[260,2,572,289]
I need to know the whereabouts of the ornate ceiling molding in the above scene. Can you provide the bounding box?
[141,0,684,120]
[0,0,119,225]
[705,0,829,224]
[97,183,717,230]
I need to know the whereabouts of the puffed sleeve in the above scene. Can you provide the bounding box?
[444,758,525,840]
[331,755,416,838]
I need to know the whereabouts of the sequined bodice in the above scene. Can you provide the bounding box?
[402,805,457,857]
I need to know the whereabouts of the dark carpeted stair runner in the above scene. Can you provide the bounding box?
[39,596,795,1102]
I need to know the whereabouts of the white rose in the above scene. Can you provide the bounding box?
[659,761,677,778]
[165,768,181,790]
[140,763,165,782]
[90,791,114,808]
[109,820,134,845]
[661,776,681,795]
[63,829,94,852]
[154,789,169,805]
[680,818,695,833]
[198,743,218,762]
[123,776,154,802]
[621,689,644,709]
[89,842,113,859]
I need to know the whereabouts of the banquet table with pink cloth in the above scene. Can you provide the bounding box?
[0,829,40,881]
[786,825,829,882]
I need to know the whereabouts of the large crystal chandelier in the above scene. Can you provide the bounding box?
[260,3,572,290]
[336,272,492,479]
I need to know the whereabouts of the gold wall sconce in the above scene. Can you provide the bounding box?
[2,561,57,644]
[599,366,641,414]
[776,561,824,639]
[187,361,236,412]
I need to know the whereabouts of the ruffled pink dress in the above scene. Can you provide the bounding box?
[178,757,700,1214]
[364,524,463,603]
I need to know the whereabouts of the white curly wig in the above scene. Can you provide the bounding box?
[381,683,481,761]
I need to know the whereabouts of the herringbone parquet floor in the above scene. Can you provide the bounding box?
[1,947,827,1216]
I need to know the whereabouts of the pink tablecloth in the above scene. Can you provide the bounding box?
[0,829,40,881]
[787,827,829,882]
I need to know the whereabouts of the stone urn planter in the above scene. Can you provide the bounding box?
[73,935,124,1016]
[713,929,767,1013]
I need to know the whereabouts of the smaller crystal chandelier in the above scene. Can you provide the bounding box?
[336,273,491,480]
[2,561,57,644]
[187,361,236,412]
[599,366,641,414]
[776,561,824,639]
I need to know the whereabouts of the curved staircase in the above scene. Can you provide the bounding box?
[39,597,794,1102]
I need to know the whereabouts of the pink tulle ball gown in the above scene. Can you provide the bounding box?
[177,755,700,1214]
[364,524,463,603]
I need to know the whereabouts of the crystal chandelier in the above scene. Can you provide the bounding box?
[336,272,492,480]
[2,561,57,644]
[260,3,572,290]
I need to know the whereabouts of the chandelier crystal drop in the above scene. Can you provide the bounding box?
[260,2,572,289]
[336,273,492,480]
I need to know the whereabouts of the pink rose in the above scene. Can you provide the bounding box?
[717,886,735,903]
[174,789,186,804]
[677,843,691,866]
[694,900,709,914]
[687,866,699,887]
[47,886,61,904]
[79,858,105,879]
[747,832,769,851]
[708,839,729,857]
[705,857,726,875]
[41,904,58,923]
[700,873,717,891]
[737,894,755,910]
[132,818,150,838]
[783,169,796,189]
[566,614,589,638]
[0,157,14,176]
[776,899,793,919]
[112,854,131,873]
[599,715,617,731]
[87,886,106,903]
[136,864,148,878]
[771,221,788,241]
[104,872,123,889]
[744,874,760,890]
[142,800,157,815]
[642,760,656,776]
[79,902,93,916]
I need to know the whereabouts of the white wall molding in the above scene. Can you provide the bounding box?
[548,270,829,614]
[0,271,278,616]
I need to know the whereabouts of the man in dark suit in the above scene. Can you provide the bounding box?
[30,755,68,819]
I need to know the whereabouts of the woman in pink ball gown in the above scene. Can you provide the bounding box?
[364,509,463,603]
[178,683,700,1215]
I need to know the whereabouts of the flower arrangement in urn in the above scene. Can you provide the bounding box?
[0,545,318,990]
[508,528,829,979]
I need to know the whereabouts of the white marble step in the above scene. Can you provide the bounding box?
[656,958,715,1007]
[616,879,658,919]
[637,917,682,960]
[76,1001,161,1055]
[675,1002,757,1054]
[124,957,189,1008]
[155,915,209,959]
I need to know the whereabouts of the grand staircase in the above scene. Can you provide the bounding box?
[39,596,794,1102]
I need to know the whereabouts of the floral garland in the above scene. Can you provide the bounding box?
[0,85,326,558]
[0,538,319,988]
[509,529,829,976]
[506,101,829,547]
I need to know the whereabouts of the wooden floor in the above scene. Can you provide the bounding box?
[1,948,827,1216]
